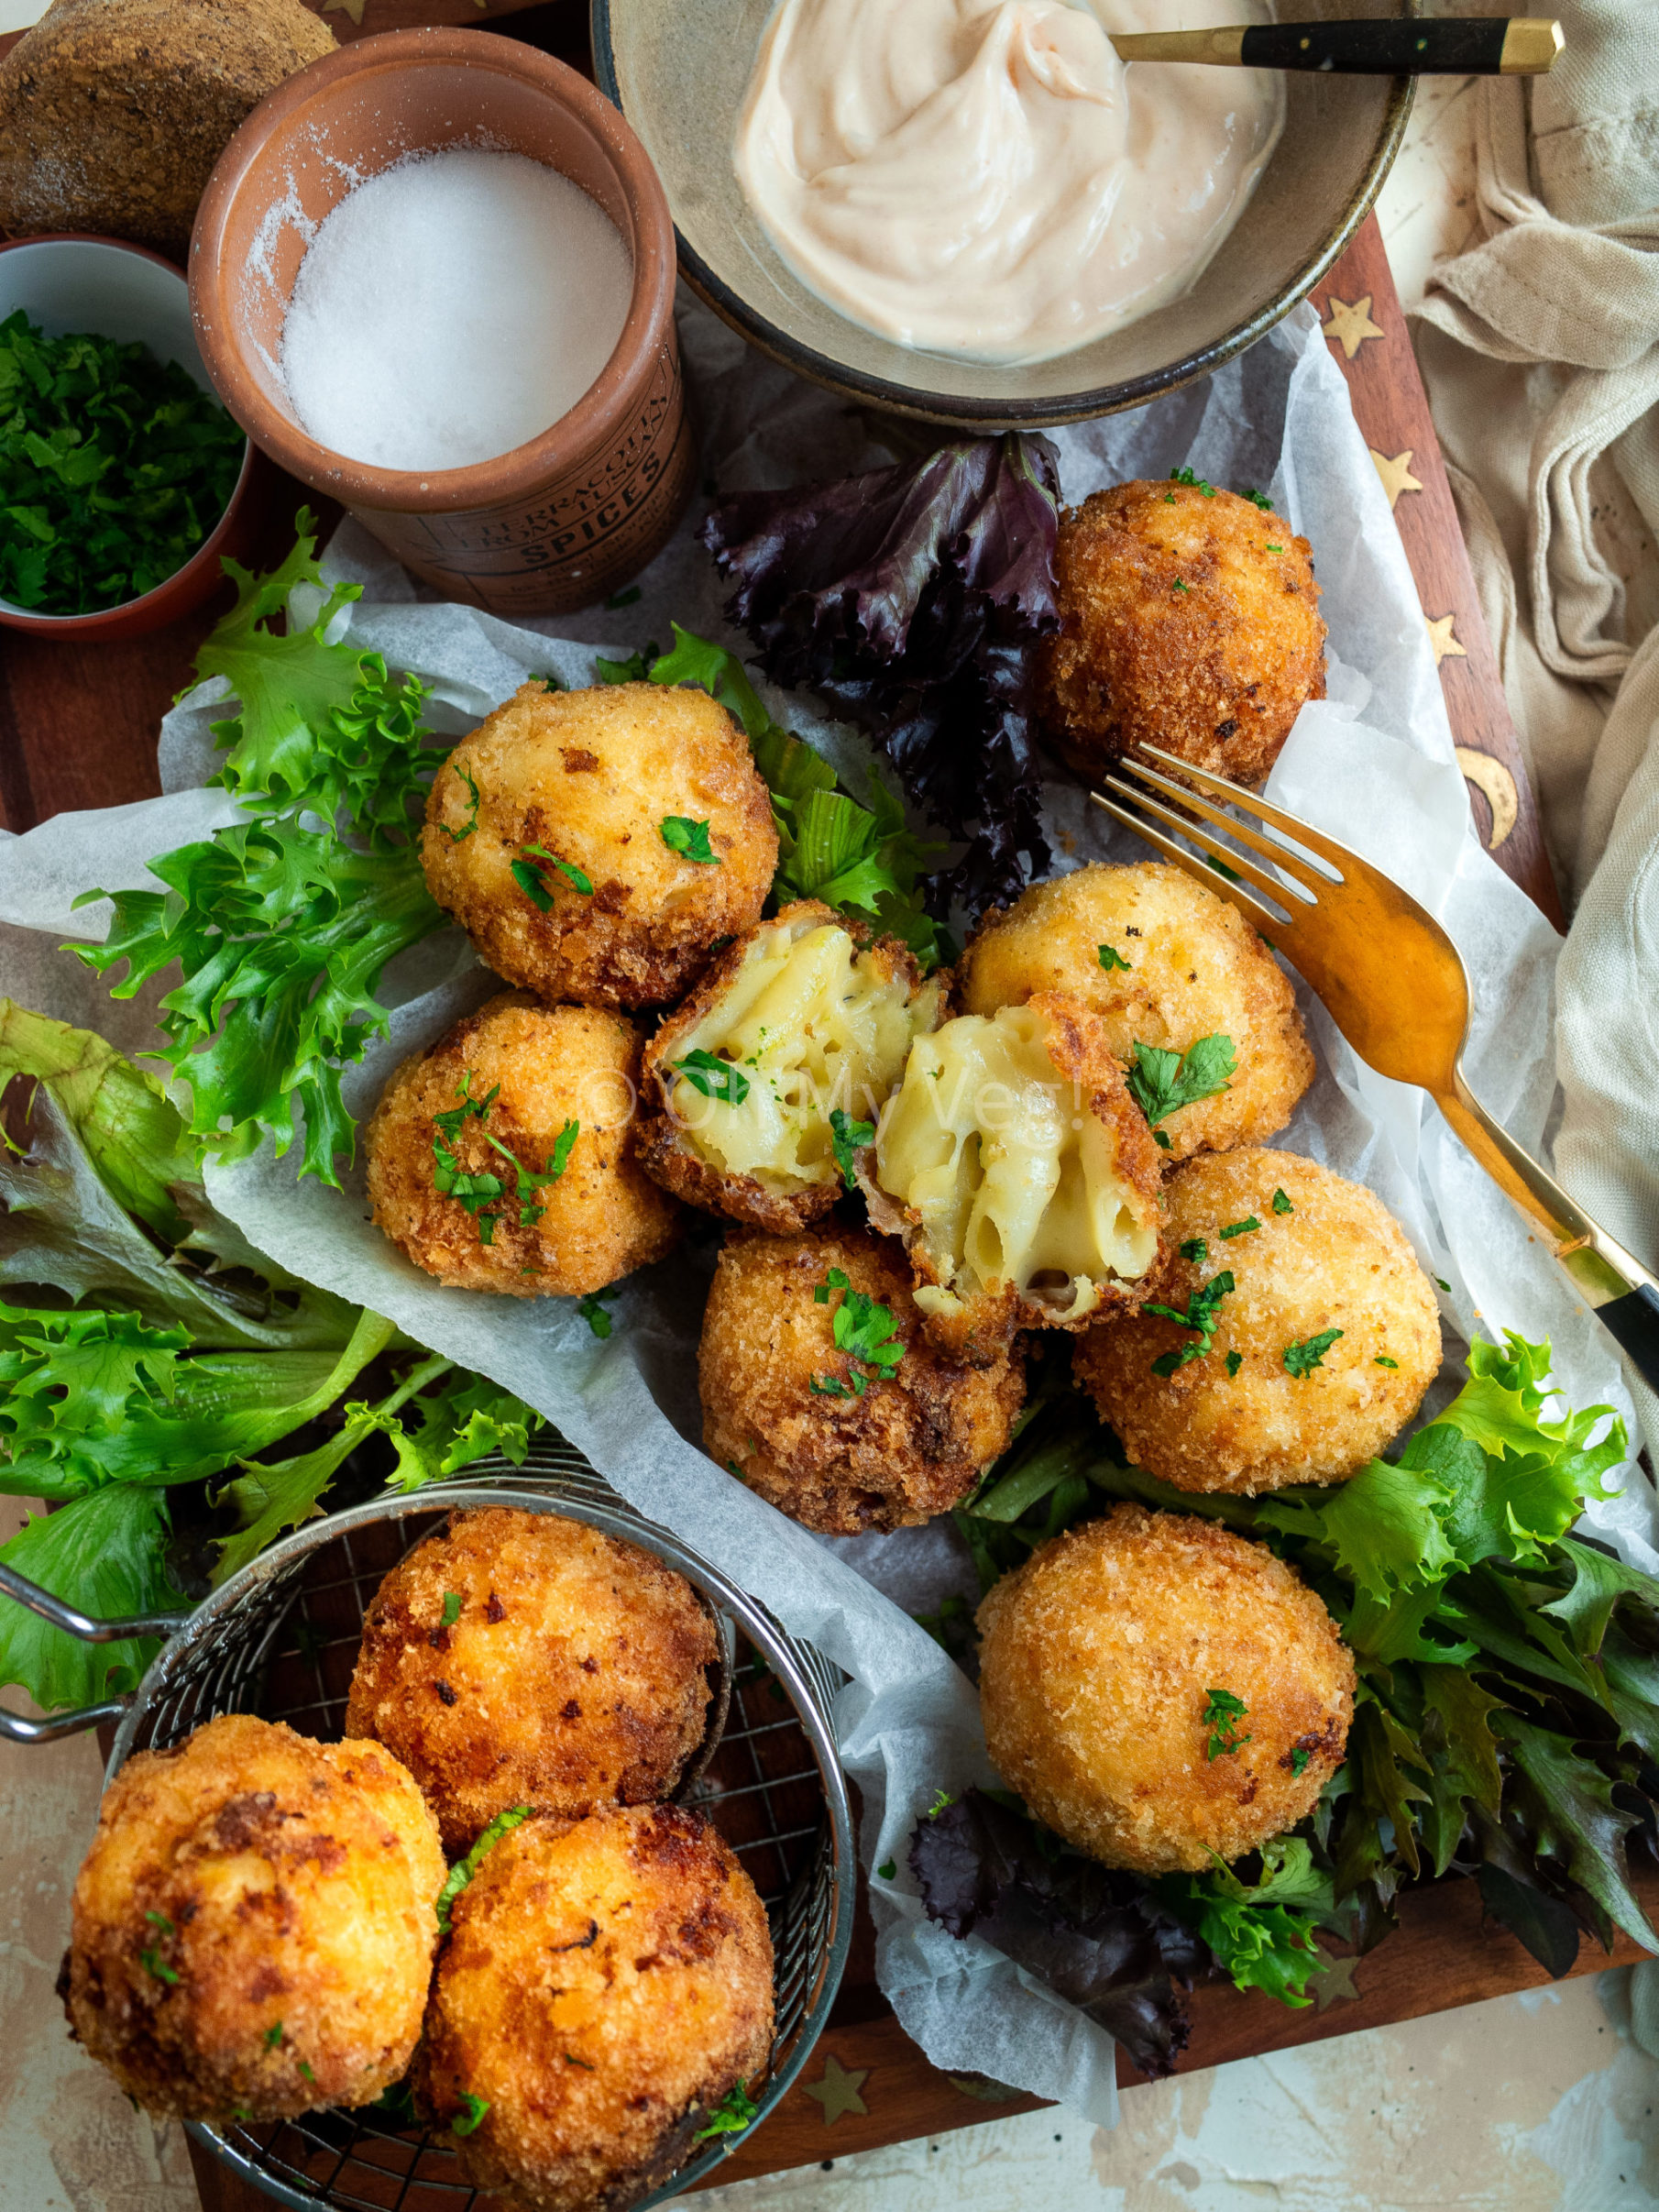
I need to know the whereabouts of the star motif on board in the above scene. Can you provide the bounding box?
[1305,1954,1362,2011]
[1425,612,1468,667]
[1321,293,1386,360]
[803,2054,870,2127]
[1369,447,1423,509]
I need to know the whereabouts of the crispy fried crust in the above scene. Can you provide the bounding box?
[862,992,1166,1365]
[636,901,928,1233]
[345,1510,719,1856]
[958,862,1313,1162]
[365,991,682,1298]
[1074,1147,1443,1493]
[417,1805,774,2212]
[1035,481,1326,787]
[61,1714,444,2120]
[977,1504,1355,1874]
[421,682,777,1011]
[700,1226,1027,1534]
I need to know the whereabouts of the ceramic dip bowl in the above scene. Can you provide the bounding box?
[190,28,696,617]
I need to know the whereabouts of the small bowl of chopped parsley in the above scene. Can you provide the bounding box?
[0,235,252,637]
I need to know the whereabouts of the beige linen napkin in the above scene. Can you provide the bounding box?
[1412,0,1659,1449]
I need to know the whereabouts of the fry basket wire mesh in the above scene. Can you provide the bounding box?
[102,1435,855,2212]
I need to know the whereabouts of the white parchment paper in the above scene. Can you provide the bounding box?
[1,292,1652,2123]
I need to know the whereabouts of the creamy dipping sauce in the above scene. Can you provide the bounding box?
[733,0,1283,364]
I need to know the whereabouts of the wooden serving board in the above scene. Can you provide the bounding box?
[0,16,1588,2196]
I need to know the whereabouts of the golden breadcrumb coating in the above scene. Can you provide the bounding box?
[699,1226,1026,1534]
[1037,480,1326,787]
[978,1504,1355,1874]
[863,993,1165,1366]
[366,991,682,1297]
[418,1805,774,2212]
[346,1509,718,1855]
[637,901,942,1233]
[957,863,1313,1161]
[1075,1147,1442,1493]
[421,681,776,1010]
[61,1714,444,2121]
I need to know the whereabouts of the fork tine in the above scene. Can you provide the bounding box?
[1114,756,1326,906]
[1089,789,1288,936]
[1135,742,1357,878]
[1094,777,1309,923]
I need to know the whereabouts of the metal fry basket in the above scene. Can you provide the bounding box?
[4,1436,855,2211]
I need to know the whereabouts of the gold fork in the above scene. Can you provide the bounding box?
[1093,743,1659,1394]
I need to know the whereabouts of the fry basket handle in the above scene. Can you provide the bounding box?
[0,1562,194,1745]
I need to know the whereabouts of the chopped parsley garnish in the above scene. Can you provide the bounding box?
[1146,1271,1235,1377]
[1289,1747,1312,1777]
[512,844,592,908]
[1179,1238,1209,1264]
[1097,943,1133,973]
[138,1948,179,1986]
[436,1806,533,1931]
[1164,490,1177,503]
[438,759,481,843]
[1171,578,1189,594]
[1219,1216,1261,1240]
[264,2022,283,2048]
[673,1049,750,1106]
[1126,1034,1236,1148]
[809,1373,860,1398]
[877,1859,896,1881]
[1203,1688,1251,1760]
[144,1909,174,1935]
[565,2052,595,2070]
[1283,1329,1344,1378]
[1435,1276,1451,1293]
[431,1078,575,1244]
[1241,487,1273,512]
[1170,466,1216,497]
[605,585,643,610]
[829,1107,875,1190]
[1271,1188,1294,1215]
[813,1267,904,1398]
[297,2059,316,2085]
[1225,1349,1244,1378]
[1374,1354,1400,1370]
[441,1590,463,1628]
[578,1288,615,1340]
[659,815,720,864]
[693,2080,759,2140]
[451,2092,490,2137]
[1266,543,1284,553]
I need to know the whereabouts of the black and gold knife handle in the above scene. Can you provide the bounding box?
[1113,18,1564,75]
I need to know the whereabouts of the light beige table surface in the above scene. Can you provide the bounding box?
[7,73,1655,2212]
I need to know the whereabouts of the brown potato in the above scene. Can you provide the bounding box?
[346,1509,719,1856]
[418,1804,774,2212]
[1075,1148,1442,1493]
[365,990,682,1297]
[422,680,777,1010]
[957,862,1313,1162]
[699,1225,1026,1534]
[977,1504,1354,1874]
[637,900,943,1233]
[1036,480,1326,787]
[863,994,1165,1365]
[61,1714,444,2120]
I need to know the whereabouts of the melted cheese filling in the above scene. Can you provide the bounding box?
[667,920,939,1190]
[875,1003,1158,1320]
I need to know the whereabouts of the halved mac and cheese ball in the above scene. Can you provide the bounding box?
[699,1226,1026,1534]
[1074,1148,1442,1493]
[421,681,777,1010]
[864,994,1164,1365]
[366,992,682,1297]
[637,902,943,1233]
[957,863,1313,1161]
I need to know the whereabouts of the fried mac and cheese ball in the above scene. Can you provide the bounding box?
[419,1804,774,2212]
[1036,480,1326,787]
[346,1510,718,1855]
[422,680,777,1010]
[366,992,681,1297]
[62,1714,444,2120]
[977,1505,1354,1874]
[1076,1148,1442,1493]
[864,994,1164,1364]
[638,901,943,1232]
[699,1226,1026,1534]
[958,863,1313,1161]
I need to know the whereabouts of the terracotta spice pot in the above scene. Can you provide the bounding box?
[189,28,697,617]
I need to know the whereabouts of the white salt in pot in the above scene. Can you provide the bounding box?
[188,28,697,617]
